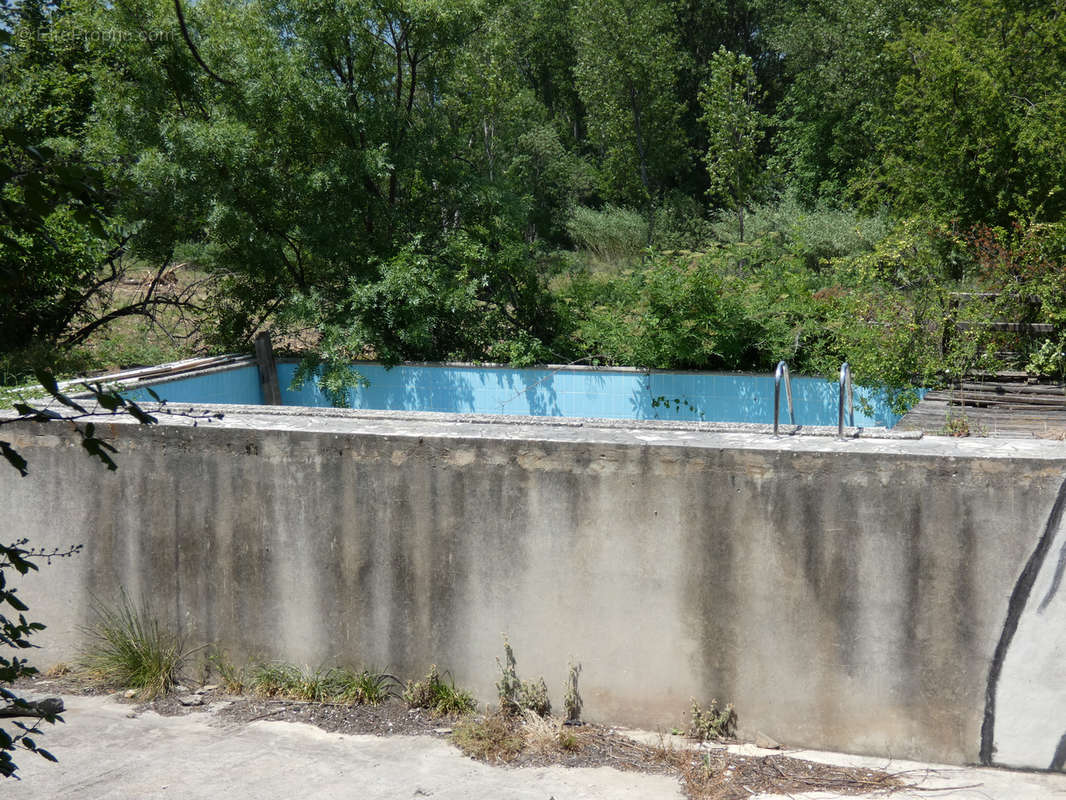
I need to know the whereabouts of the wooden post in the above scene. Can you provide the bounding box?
[254,331,282,405]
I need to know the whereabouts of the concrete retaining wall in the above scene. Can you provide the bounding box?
[5,410,1066,769]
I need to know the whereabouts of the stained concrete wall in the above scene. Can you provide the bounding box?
[5,409,1066,768]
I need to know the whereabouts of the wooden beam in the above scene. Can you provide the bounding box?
[254,331,282,405]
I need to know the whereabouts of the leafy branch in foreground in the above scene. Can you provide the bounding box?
[0,539,82,779]
[0,370,224,476]
[0,371,222,778]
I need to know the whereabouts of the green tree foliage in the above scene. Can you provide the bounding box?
[765,0,935,204]
[571,0,688,215]
[0,539,73,779]
[871,0,1066,227]
[699,47,765,242]
[85,0,566,383]
[0,1,202,376]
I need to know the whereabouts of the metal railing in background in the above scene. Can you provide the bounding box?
[773,361,795,436]
[839,362,854,438]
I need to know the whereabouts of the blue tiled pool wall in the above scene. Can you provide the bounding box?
[122,361,910,427]
[276,362,910,428]
[123,365,264,406]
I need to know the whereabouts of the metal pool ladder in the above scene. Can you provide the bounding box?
[773,361,794,435]
[838,362,854,438]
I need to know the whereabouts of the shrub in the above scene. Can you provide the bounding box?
[563,661,582,723]
[566,205,649,265]
[496,637,551,717]
[687,697,737,741]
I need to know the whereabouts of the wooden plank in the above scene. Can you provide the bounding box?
[254,331,282,405]
[923,393,1066,408]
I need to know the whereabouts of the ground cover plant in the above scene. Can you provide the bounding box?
[248,662,399,705]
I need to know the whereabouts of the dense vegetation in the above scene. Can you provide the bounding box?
[3,0,1066,397]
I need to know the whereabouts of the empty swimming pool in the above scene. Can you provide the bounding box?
[122,358,914,428]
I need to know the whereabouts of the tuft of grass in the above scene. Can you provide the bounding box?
[206,648,246,694]
[249,662,398,705]
[403,665,476,716]
[78,592,185,700]
[249,661,304,698]
[327,667,399,705]
[452,712,525,763]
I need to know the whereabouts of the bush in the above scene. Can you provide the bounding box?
[566,205,649,265]
[561,250,763,370]
[687,698,737,741]
[452,712,525,763]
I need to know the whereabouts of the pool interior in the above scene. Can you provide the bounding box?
[121,360,914,428]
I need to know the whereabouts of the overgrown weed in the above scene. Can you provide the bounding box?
[496,636,551,716]
[403,665,476,716]
[687,697,737,741]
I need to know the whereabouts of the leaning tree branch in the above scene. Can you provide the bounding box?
[173,0,234,86]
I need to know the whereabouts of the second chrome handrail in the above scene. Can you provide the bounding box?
[774,360,795,436]
[838,362,854,438]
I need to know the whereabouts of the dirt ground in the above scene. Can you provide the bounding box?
[15,675,940,799]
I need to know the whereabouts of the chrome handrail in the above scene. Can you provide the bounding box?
[773,360,795,436]
[838,362,854,438]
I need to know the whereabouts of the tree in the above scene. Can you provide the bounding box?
[0,1,200,372]
[870,0,1066,227]
[699,46,765,242]
[84,0,564,382]
[571,0,688,224]
[0,540,77,779]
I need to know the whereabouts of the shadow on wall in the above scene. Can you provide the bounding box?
[984,477,1066,771]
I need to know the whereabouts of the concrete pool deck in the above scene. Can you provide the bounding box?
[11,692,1066,799]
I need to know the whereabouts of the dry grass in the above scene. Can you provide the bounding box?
[452,712,526,763]
[520,710,585,755]
[661,745,908,800]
